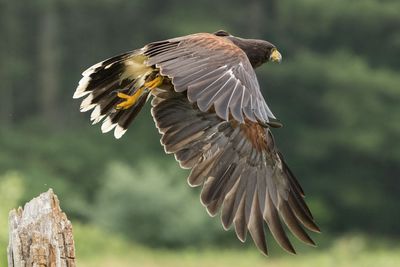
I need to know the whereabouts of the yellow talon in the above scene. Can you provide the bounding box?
[117,92,131,99]
[116,75,164,110]
[144,75,164,89]
[116,88,145,110]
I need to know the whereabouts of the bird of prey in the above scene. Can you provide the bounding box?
[73,30,320,255]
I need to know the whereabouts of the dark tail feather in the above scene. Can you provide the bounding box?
[100,91,149,138]
[74,50,153,138]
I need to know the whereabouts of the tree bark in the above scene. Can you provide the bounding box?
[7,189,76,267]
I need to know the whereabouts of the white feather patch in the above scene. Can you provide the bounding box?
[73,89,91,99]
[92,115,106,125]
[90,105,101,120]
[80,94,95,112]
[104,62,115,69]
[114,125,127,139]
[121,55,152,81]
[90,105,106,125]
[82,62,103,76]
[73,76,91,99]
[101,117,117,133]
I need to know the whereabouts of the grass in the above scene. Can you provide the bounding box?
[2,207,400,267]
[1,174,399,267]
[74,224,400,267]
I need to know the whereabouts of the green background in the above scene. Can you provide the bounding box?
[1,0,399,266]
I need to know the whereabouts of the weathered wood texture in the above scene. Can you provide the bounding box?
[7,189,76,267]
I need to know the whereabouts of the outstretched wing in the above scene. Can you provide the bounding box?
[144,33,278,125]
[151,89,320,255]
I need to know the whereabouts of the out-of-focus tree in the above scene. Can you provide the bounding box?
[38,0,61,123]
[0,1,20,125]
[0,0,399,247]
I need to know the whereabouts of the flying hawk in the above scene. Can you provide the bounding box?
[73,30,320,255]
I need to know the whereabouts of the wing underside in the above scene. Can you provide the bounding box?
[151,88,320,255]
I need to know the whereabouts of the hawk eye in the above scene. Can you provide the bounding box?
[214,30,230,37]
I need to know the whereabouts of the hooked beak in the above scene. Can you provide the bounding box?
[270,48,282,63]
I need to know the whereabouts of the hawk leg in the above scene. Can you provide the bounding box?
[116,75,164,110]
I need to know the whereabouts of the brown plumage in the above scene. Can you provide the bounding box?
[73,30,320,255]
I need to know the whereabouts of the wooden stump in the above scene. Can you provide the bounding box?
[7,189,76,267]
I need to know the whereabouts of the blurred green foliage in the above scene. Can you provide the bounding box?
[92,162,227,247]
[0,172,25,266]
[73,223,400,267]
[0,0,399,252]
